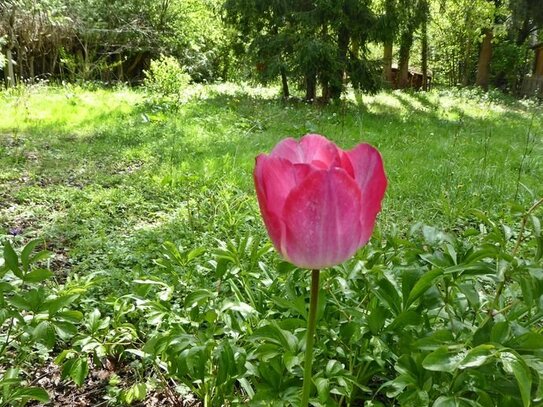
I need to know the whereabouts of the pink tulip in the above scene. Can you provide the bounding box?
[254,134,387,269]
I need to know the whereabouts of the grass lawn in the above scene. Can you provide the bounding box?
[1,84,541,278]
[0,83,542,405]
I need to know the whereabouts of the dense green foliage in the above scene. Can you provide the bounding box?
[0,83,542,405]
[1,0,542,97]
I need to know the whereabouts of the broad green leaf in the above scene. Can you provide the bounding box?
[187,247,205,261]
[237,378,255,399]
[531,215,541,237]
[24,268,54,283]
[509,332,543,351]
[401,268,423,309]
[29,250,52,265]
[407,268,443,307]
[53,321,78,339]
[423,347,465,372]
[56,310,84,323]
[20,239,42,270]
[501,351,532,407]
[433,396,482,407]
[251,323,298,353]
[373,277,402,315]
[12,387,50,403]
[367,304,387,334]
[491,321,511,344]
[47,295,79,316]
[3,241,22,278]
[221,301,256,317]
[414,330,455,351]
[315,377,330,403]
[458,345,495,369]
[7,294,31,310]
[387,310,422,331]
[185,289,214,308]
[216,341,236,386]
[33,321,56,348]
[458,282,480,308]
[69,357,89,386]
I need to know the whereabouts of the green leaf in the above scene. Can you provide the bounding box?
[7,294,31,310]
[24,268,54,283]
[491,321,511,344]
[373,277,402,315]
[87,308,101,333]
[401,268,423,309]
[406,268,444,308]
[314,377,330,403]
[47,295,79,316]
[531,215,541,237]
[458,282,480,308]
[12,387,50,403]
[3,241,22,278]
[33,321,57,348]
[433,396,481,407]
[185,289,214,308]
[367,304,388,334]
[29,250,52,265]
[237,378,255,399]
[509,332,543,351]
[187,247,205,261]
[216,341,236,386]
[69,357,89,386]
[500,351,532,407]
[124,383,146,404]
[21,239,42,270]
[387,310,422,331]
[53,321,78,339]
[458,345,495,369]
[422,347,464,372]
[56,310,84,323]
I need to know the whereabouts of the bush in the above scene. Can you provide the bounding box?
[143,55,190,104]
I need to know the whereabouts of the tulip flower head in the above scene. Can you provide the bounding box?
[254,134,387,269]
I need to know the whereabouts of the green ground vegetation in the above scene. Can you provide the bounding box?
[0,84,542,406]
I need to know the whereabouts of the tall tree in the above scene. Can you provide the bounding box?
[397,0,427,88]
[224,0,379,103]
[476,0,501,90]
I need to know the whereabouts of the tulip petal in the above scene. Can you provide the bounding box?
[299,134,342,168]
[254,154,297,248]
[282,168,363,269]
[270,138,304,162]
[270,134,343,169]
[346,144,387,245]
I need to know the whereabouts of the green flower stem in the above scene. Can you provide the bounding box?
[301,269,320,407]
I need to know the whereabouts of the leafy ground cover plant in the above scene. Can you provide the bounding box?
[0,239,97,406]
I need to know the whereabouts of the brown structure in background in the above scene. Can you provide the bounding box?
[389,64,432,90]
[521,43,543,97]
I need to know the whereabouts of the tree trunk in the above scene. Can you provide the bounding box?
[421,19,429,91]
[51,49,58,77]
[330,25,349,100]
[6,49,15,87]
[383,41,393,84]
[29,55,35,84]
[280,66,289,99]
[305,72,317,102]
[462,38,472,86]
[476,28,493,90]
[117,53,124,82]
[18,48,24,82]
[398,31,413,89]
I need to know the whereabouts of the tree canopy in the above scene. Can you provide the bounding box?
[1,0,543,98]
